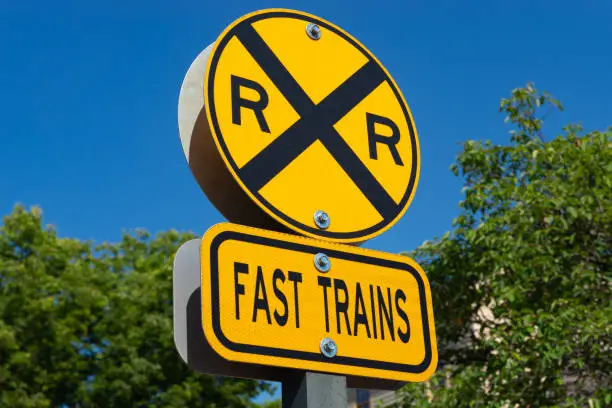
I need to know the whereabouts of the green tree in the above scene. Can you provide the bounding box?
[394,84,611,407]
[258,400,281,408]
[0,205,271,407]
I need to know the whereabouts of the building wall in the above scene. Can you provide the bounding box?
[347,388,400,408]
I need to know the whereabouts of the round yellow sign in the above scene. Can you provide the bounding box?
[203,8,420,243]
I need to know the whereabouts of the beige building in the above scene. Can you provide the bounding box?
[347,388,401,407]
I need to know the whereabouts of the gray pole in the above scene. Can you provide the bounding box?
[282,372,347,408]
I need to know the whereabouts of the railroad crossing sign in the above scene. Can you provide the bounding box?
[179,8,420,244]
[175,8,437,397]
[199,223,437,382]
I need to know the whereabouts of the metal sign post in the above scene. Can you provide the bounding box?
[174,7,438,407]
[283,372,347,408]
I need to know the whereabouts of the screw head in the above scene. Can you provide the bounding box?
[314,210,330,229]
[320,337,337,358]
[306,23,321,40]
[314,253,331,272]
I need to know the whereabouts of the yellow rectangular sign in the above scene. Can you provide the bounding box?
[200,223,437,382]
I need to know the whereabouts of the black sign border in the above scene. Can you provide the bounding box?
[206,10,419,241]
[207,230,433,375]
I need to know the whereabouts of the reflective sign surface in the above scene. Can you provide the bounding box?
[204,9,420,243]
[200,223,437,382]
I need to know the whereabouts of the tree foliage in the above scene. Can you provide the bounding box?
[258,400,281,408]
[394,84,611,407]
[0,206,271,407]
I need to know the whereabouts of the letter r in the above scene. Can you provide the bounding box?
[367,112,403,166]
[231,75,271,133]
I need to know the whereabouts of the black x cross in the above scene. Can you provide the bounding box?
[231,23,401,219]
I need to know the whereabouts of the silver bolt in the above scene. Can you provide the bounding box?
[306,23,321,40]
[314,253,331,272]
[314,210,330,229]
[320,337,337,358]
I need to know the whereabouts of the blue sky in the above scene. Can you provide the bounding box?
[1,0,611,403]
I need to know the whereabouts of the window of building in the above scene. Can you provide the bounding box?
[356,389,371,408]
